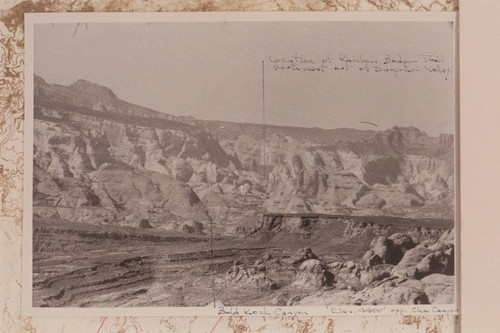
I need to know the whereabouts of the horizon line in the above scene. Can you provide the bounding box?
[34,74,454,137]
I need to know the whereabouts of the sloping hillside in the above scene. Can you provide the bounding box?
[33,76,455,233]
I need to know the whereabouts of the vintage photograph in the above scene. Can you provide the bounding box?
[27,15,456,309]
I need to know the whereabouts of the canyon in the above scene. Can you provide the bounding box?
[32,75,456,307]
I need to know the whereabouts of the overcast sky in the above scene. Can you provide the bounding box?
[34,20,455,136]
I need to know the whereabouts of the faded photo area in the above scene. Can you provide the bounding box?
[31,20,456,307]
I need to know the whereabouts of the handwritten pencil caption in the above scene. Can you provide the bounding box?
[268,53,452,80]
[217,305,458,316]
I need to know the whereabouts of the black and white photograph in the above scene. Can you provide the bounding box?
[25,13,457,312]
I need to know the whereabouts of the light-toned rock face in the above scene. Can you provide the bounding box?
[34,73,458,306]
[391,239,454,279]
[221,259,278,290]
[421,274,455,304]
[255,130,453,218]
[293,259,334,288]
[290,228,455,306]
[33,76,455,233]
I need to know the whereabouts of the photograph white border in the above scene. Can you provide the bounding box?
[23,11,459,317]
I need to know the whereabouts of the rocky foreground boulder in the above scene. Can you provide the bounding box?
[391,230,454,279]
[362,233,416,266]
[220,257,279,290]
[293,229,455,305]
[222,228,454,306]
[293,259,335,288]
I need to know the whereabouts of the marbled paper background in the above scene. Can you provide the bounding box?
[0,0,458,332]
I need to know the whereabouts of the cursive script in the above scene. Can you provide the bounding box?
[268,52,452,80]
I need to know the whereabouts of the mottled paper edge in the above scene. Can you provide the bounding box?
[0,1,460,332]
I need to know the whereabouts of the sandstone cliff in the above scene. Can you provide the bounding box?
[33,76,455,233]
